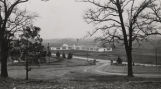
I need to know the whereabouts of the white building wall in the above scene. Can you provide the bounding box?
[51,44,112,52]
[51,47,57,50]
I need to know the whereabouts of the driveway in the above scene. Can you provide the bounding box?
[73,56,161,78]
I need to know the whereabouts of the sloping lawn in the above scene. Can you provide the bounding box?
[103,65,161,74]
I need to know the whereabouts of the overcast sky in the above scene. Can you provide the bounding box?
[22,0,94,39]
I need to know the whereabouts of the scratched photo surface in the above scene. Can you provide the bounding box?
[0,0,161,89]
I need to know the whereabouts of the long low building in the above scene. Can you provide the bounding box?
[50,44,112,52]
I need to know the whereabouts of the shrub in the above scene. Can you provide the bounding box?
[117,56,122,64]
[56,51,60,58]
[62,52,66,58]
[67,52,73,59]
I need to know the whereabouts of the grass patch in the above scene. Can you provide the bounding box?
[6,58,90,80]
[103,65,161,74]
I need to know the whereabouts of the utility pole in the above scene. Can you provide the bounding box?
[47,43,51,63]
[76,39,79,45]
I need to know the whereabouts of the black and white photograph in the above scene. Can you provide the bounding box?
[0,0,161,89]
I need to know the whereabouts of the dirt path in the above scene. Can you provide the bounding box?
[74,56,161,78]
[91,62,161,78]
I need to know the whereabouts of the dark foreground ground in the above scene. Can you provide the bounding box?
[1,73,161,89]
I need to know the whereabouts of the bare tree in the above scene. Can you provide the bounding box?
[141,1,161,69]
[0,0,30,78]
[141,1,161,23]
[82,0,160,77]
[7,9,37,40]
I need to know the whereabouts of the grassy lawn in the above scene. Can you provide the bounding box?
[103,65,161,74]
[6,57,90,80]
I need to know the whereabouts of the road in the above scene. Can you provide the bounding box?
[74,56,161,78]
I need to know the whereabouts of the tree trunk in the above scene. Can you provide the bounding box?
[125,47,133,77]
[0,39,9,78]
[116,0,134,77]
[1,53,8,78]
